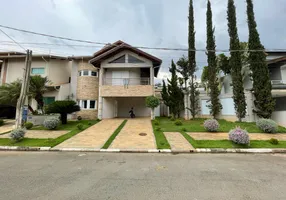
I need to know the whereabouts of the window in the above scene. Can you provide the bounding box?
[109,55,125,63]
[31,68,45,75]
[79,70,98,77]
[43,97,55,105]
[128,55,144,63]
[79,100,97,110]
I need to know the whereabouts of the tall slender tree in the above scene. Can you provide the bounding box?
[167,60,184,118]
[161,80,169,108]
[227,0,247,122]
[206,0,222,119]
[188,0,200,118]
[246,0,275,118]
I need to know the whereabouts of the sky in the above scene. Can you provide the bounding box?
[0,0,285,82]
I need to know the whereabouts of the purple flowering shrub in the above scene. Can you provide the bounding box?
[256,119,278,133]
[203,119,219,132]
[229,127,249,145]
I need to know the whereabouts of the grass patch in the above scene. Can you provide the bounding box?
[151,120,171,149]
[155,117,286,133]
[180,131,286,148]
[102,120,127,149]
[0,120,98,147]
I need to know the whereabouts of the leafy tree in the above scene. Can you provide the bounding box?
[246,0,275,118]
[217,53,230,75]
[145,96,160,120]
[167,60,184,118]
[227,0,247,122]
[176,55,189,89]
[188,0,200,119]
[0,79,22,106]
[29,75,49,112]
[45,100,80,124]
[206,0,222,119]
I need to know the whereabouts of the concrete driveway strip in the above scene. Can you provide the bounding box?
[0,152,285,200]
[164,132,194,150]
[54,119,124,149]
[110,118,156,149]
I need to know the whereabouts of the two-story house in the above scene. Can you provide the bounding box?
[0,41,162,120]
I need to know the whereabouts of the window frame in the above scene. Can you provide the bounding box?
[79,70,98,77]
[31,68,45,75]
[78,100,97,110]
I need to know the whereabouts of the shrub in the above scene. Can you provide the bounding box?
[174,119,183,126]
[153,120,159,126]
[88,122,92,126]
[269,138,279,145]
[155,127,161,131]
[77,116,82,121]
[77,123,84,130]
[43,117,59,130]
[45,100,80,124]
[24,122,33,130]
[229,127,249,145]
[170,117,175,121]
[204,119,219,132]
[256,119,278,133]
[181,128,187,132]
[10,128,26,142]
[0,119,4,126]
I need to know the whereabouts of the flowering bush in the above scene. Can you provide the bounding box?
[43,117,59,130]
[204,119,219,132]
[256,119,278,133]
[229,127,249,145]
[10,128,26,142]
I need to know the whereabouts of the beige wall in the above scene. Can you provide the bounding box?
[77,110,98,119]
[100,85,153,97]
[47,59,71,85]
[102,97,116,118]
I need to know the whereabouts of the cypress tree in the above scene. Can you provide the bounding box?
[246,0,275,118]
[188,0,200,118]
[206,0,222,119]
[227,0,247,122]
[167,60,184,118]
[161,80,169,108]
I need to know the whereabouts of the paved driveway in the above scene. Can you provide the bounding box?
[110,118,156,149]
[54,119,124,149]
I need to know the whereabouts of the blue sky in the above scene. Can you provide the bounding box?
[0,0,285,81]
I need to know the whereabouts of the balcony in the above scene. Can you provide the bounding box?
[271,80,286,89]
[100,78,153,97]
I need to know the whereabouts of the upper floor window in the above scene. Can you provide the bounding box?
[128,55,144,63]
[31,68,45,75]
[78,70,98,77]
[109,54,145,64]
[109,55,125,63]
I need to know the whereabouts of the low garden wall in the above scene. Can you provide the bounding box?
[27,115,61,126]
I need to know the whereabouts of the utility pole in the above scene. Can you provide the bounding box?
[15,50,32,128]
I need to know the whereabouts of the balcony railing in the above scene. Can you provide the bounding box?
[271,80,286,85]
[103,78,150,86]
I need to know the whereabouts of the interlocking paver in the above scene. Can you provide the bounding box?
[0,130,68,139]
[54,119,124,148]
[109,118,156,149]
[188,132,286,141]
[164,132,194,150]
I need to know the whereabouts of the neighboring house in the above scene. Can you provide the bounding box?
[199,51,286,126]
[0,41,162,119]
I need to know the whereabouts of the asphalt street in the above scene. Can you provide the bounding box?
[0,152,285,200]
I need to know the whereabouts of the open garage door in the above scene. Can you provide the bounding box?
[116,97,150,118]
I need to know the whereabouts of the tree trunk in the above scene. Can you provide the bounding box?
[61,113,67,124]
[151,108,155,120]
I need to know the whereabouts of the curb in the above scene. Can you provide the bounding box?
[0,146,286,153]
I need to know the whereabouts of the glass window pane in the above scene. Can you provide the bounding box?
[91,71,97,76]
[83,100,87,108]
[32,68,45,75]
[43,97,55,105]
[83,70,89,76]
[90,100,96,109]
[109,55,125,63]
[128,55,144,63]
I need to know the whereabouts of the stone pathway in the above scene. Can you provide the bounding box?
[109,118,156,149]
[188,132,286,141]
[164,132,194,150]
[0,120,14,134]
[0,130,68,139]
[54,119,124,149]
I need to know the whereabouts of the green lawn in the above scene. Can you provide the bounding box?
[102,120,127,149]
[0,120,98,147]
[155,117,286,133]
[153,117,286,149]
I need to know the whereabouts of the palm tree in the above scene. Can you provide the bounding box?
[29,75,50,112]
[0,79,22,106]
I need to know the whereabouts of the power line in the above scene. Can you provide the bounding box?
[0,24,284,53]
[0,28,26,51]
